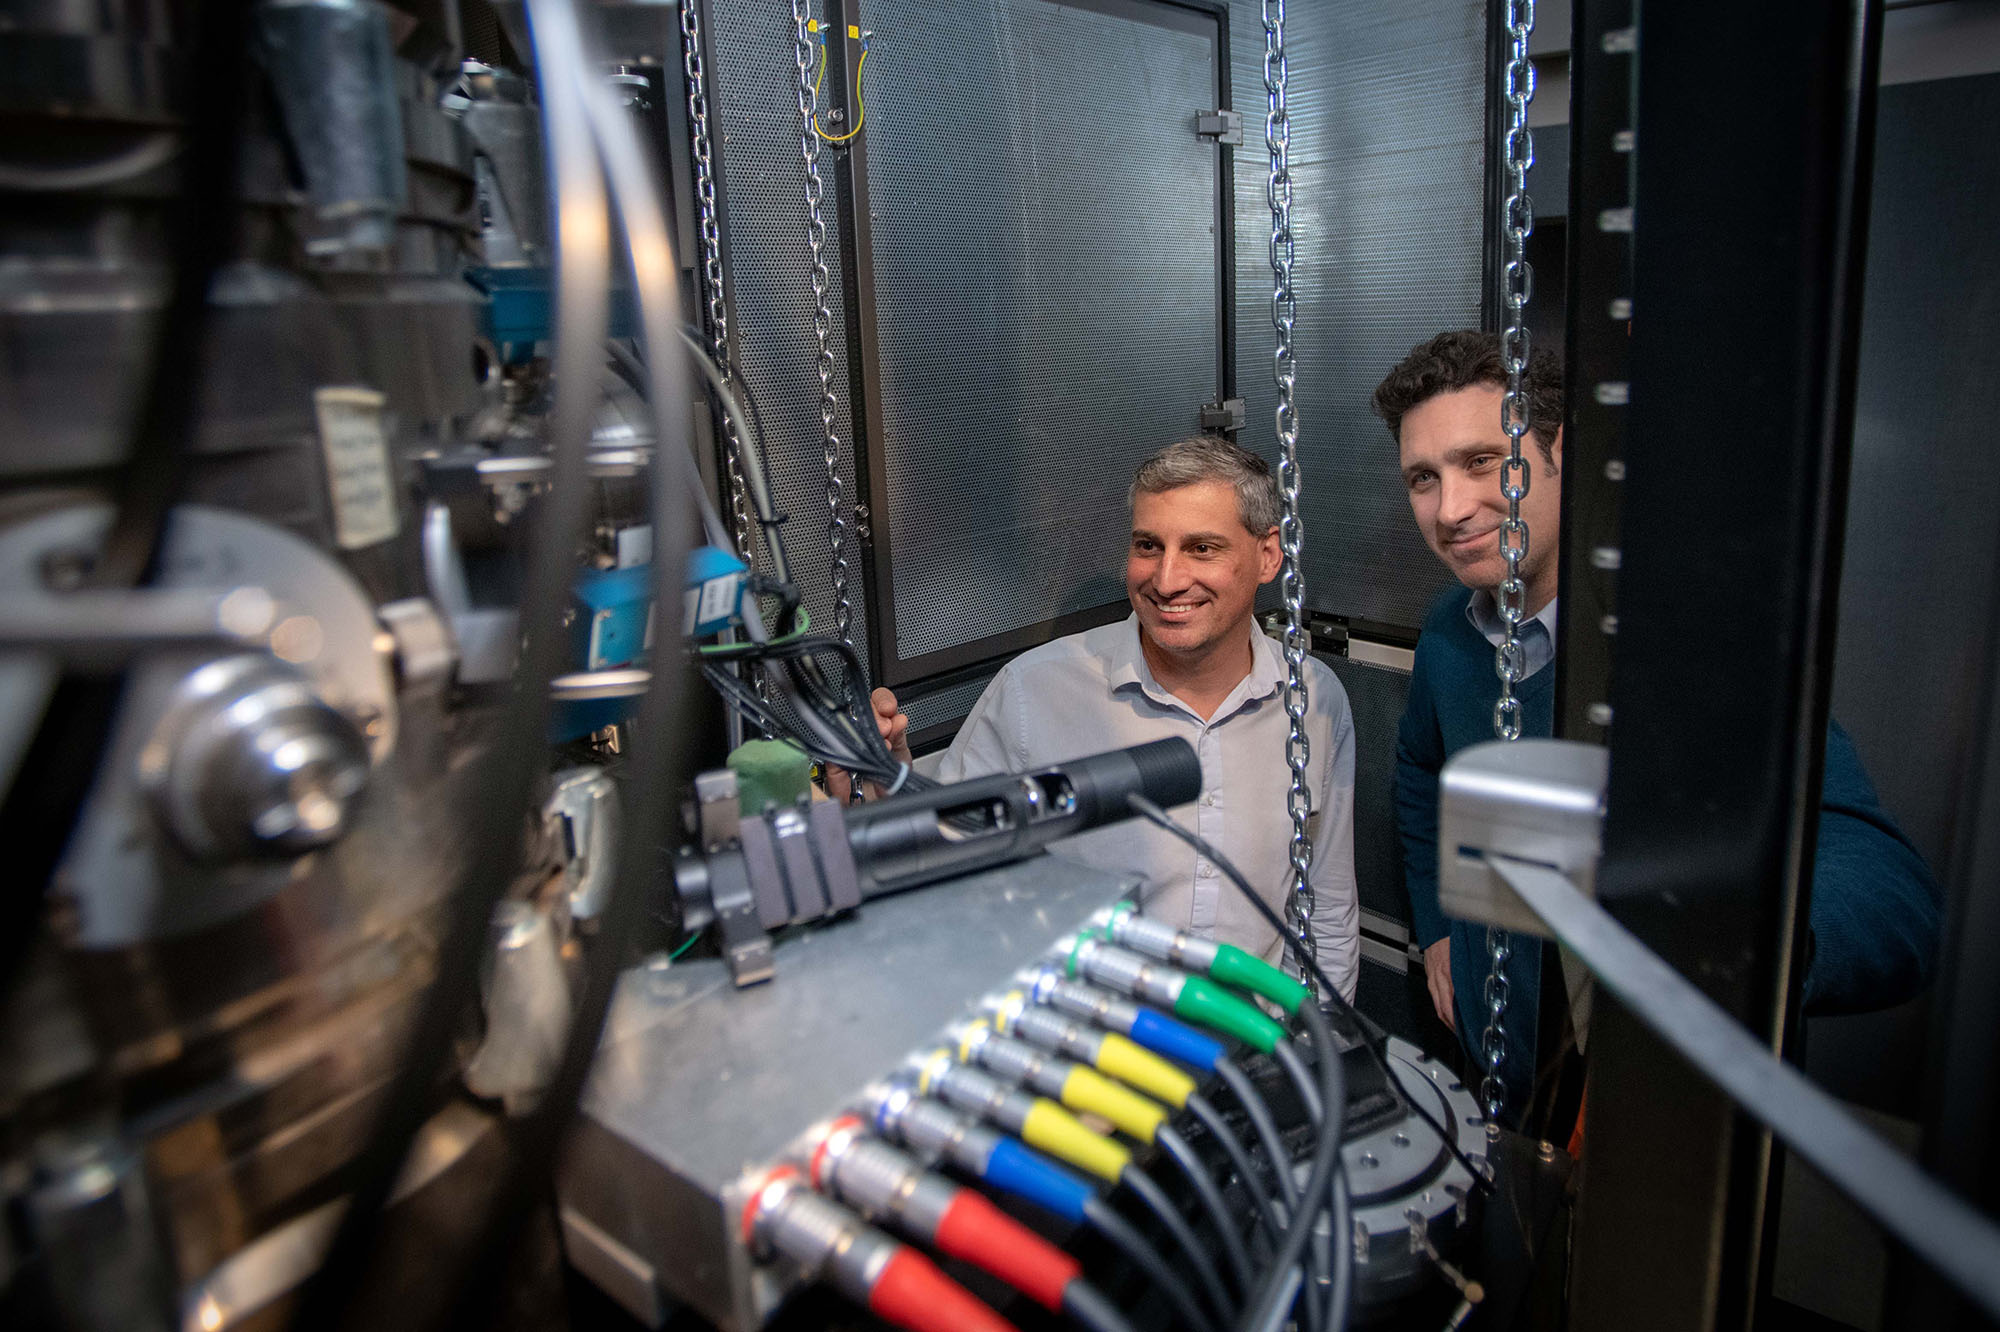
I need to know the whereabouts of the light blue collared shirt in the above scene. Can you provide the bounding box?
[936,615,1359,999]
[1464,592,1560,680]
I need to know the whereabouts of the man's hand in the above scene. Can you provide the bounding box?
[1423,937,1454,1031]
[871,687,912,764]
[823,688,912,801]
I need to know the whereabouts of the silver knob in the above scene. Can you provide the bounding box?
[140,654,371,860]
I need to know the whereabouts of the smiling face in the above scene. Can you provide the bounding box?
[1126,480,1281,662]
[1398,383,1564,610]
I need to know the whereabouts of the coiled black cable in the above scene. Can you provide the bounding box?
[1214,1056,1298,1215]
[1122,1164,1235,1325]
[1184,1090,1284,1246]
[1156,1123,1253,1298]
[1061,1277,1142,1332]
[1081,1196,1217,1332]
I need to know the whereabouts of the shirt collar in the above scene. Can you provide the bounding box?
[1466,589,1560,644]
[1105,613,1284,714]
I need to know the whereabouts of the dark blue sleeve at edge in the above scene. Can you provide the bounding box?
[1802,720,1944,1016]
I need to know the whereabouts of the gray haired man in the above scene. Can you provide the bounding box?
[862,436,1360,996]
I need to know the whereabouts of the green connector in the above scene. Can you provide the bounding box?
[1173,976,1286,1053]
[1211,943,1310,1015]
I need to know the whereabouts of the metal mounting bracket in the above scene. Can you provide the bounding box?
[1199,397,1246,433]
[1437,738,1609,936]
[1194,109,1243,145]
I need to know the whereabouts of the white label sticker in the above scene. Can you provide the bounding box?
[616,525,653,569]
[313,386,399,550]
[697,572,740,627]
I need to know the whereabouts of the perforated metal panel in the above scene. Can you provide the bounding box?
[1228,0,1486,630]
[901,669,1002,743]
[706,0,872,677]
[860,0,1224,667]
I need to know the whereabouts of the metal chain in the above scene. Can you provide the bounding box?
[1264,0,1314,995]
[792,3,858,666]
[683,0,774,732]
[681,0,755,566]
[1483,0,1537,1126]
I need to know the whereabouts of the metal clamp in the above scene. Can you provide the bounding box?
[1437,738,1609,937]
[1199,398,1246,433]
[1195,109,1244,145]
[677,771,861,988]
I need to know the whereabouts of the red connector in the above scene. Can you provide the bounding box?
[934,1189,1080,1312]
[809,1115,1081,1312]
[741,1164,1020,1332]
[869,1247,1019,1332]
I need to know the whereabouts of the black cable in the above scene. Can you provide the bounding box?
[702,633,922,788]
[602,337,731,551]
[1212,1054,1325,1332]
[1120,797,1349,1331]
[290,5,617,1327]
[1081,1196,1218,1332]
[435,0,700,1324]
[1061,1278,1142,1332]
[1156,1123,1254,1297]
[1122,1164,1236,1325]
[1214,1059,1299,1213]
[90,0,255,588]
[1274,1042,1323,1128]
[1319,1167,1353,1332]
[1125,795,1492,1200]
[698,645,898,783]
[1,0,257,1000]
[700,662,894,783]
[1185,1091,1284,1246]
[1271,1033,1332,1332]
[1241,1002,1348,1332]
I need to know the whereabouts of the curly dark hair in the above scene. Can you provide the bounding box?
[1370,330,1564,463]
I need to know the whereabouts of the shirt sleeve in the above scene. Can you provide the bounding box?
[1308,687,1360,1002]
[1802,720,1943,1016]
[1394,640,1450,951]
[933,666,1019,783]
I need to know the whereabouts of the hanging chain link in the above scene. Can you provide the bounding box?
[683,0,774,730]
[1483,0,1537,1126]
[792,2,858,666]
[1264,0,1314,995]
[681,0,755,565]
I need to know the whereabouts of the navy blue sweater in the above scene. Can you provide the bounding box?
[1395,586,1942,1119]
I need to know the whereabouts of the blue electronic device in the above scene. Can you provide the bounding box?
[568,546,748,671]
[553,546,750,742]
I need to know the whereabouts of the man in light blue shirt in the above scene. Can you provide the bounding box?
[865,437,1360,997]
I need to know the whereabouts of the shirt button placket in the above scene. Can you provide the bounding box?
[1190,727,1221,933]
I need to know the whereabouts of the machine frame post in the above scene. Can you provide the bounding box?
[1562,2,1884,1329]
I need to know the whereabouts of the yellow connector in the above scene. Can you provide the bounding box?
[1021,1098,1131,1182]
[1096,1032,1197,1109]
[1059,1065,1167,1143]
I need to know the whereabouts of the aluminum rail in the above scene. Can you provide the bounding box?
[1490,854,2000,1320]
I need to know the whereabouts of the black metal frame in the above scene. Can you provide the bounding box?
[1551,0,1629,743]
[1561,3,1884,1329]
[816,0,1237,689]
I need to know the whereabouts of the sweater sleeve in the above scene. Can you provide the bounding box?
[1395,637,1451,951]
[1801,720,1943,1016]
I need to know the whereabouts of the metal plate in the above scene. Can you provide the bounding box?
[1227,0,1485,631]
[858,0,1223,665]
[562,853,1137,1331]
[1324,653,1416,927]
[706,0,873,677]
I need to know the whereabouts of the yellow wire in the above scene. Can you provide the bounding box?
[810,42,867,143]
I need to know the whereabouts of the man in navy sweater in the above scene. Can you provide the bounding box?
[1374,329,1941,1126]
